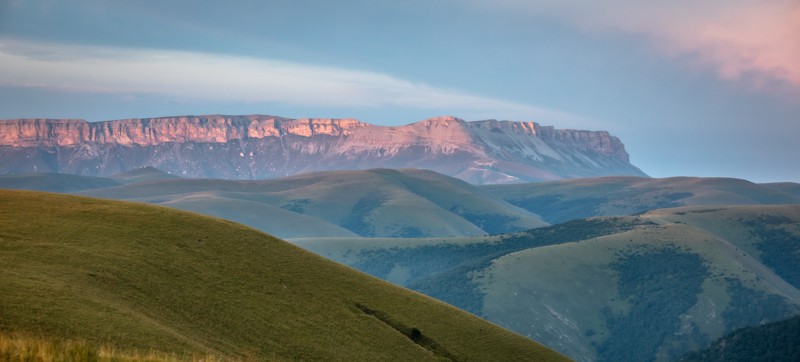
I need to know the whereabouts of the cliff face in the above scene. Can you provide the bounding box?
[0,115,367,147]
[0,114,647,184]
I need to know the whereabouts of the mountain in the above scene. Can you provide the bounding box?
[0,168,547,238]
[0,189,567,361]
[678,315,800,362]
[0,114,646,184]
[298,205,800,362]
[483,176,800,223]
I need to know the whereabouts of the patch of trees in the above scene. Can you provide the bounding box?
[742,215,800,289]
[353,217,656,315]
[679,315,800,362]
[279,198,311,213]
[722,278,797,331]
[339,191,389,236]
[459,212,521,235]
[596,246,709,362]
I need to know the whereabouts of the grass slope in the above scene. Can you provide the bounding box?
[0,190,566,361]
[78,168,547,238]
[478,205,800,362]
[310,205,800,362]
[483,176,800,223]
[0,173,121,193]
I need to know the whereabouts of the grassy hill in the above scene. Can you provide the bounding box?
[0,168,547,238]
[309,205,800,362]
[482,176,800,223]
[0,173,122,193]
[0,189,567,361]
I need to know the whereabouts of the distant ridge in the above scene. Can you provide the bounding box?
[0,114,646,184]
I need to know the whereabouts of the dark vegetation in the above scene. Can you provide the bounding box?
[280,198,311,213]
[339,191,389,236]
[597,246,709,362]
[741,215,800,289]
[505,192,691,224]
[459,212,522,235]
[679,315,800,362]
[353,217,656,315]
[722,278,797,331]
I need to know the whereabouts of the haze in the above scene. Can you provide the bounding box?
[1,0,798,182]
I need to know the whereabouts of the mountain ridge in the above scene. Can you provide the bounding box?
[0,114,647,184]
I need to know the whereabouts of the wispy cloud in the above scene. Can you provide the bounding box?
[0,38,593,126]
[471,0,800,91]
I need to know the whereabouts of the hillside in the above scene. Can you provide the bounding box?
[1,169,547,238]
[483,176,800,223]
[303,205,800,362]
[0,115,647,184]
[0,190,567,361]
[678,315,800,362]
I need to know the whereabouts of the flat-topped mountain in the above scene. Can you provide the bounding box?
[0,114,646,184]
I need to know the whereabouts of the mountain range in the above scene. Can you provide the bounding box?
[0,114,646,184]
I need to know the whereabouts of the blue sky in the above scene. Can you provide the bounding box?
[1,0,799,182]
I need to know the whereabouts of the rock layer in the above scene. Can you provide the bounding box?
[0,114,647,184]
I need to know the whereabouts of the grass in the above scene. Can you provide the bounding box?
[0,189,567,361]
[0,332,239,361]
[0,332,218,362]
[77,168,546,238]
[477,208,800,362]
[317,205,800,361]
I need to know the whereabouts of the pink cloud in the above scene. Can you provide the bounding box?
[473,0,800,91]
[657,2,800,89]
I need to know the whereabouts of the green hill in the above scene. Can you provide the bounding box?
[0,173,121,193]
[0,189,566,361]
[309,205,800,362]
[6,168,545,238]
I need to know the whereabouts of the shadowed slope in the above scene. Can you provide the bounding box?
[483,176,800,223]
[309,205,800,362]
[0,190,567,361]
[79,168,547,238]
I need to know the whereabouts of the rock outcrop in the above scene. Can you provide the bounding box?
[0,114,647,184]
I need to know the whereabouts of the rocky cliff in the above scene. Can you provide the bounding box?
[0,114,647,184]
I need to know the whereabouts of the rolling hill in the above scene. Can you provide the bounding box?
[1,168,548,238]
[301,205,800,362]
[482,176,800,223]
[0,189,567,361]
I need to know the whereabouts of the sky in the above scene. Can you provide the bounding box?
[1,0,798,182]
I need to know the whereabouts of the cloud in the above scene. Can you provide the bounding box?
[470,0,800,91]
[0,38,592,126]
